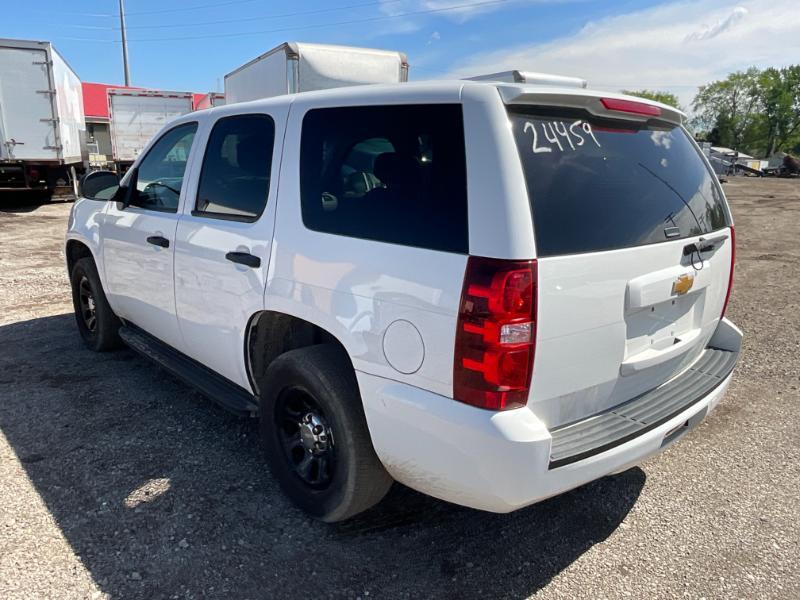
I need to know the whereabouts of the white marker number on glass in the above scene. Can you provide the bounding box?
[522,119,602,154]
[524,121,552,154]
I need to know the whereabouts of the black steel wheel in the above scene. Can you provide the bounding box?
[70,257,122,352]
[77,275,98,333]
[259,344,393,522]
[275,387,335,489]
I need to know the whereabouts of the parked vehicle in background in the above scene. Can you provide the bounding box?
[224,42,409,104]
[194,92,225,110]
[107,88,194,170]
[0,38,84,199]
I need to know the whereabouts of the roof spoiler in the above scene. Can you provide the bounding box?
[465,70,587,89]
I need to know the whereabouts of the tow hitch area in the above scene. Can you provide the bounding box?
[661,406,708,447]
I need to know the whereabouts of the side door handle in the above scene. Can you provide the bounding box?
[146,235,170,248]
[225,251,261,268]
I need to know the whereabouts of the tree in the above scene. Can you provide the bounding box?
[622,89,681,109]
[757,66,800,156]
[692,68,761,151]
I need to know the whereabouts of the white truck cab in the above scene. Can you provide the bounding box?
[66,78,741,521]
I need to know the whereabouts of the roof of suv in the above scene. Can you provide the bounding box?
[205,79,685,124]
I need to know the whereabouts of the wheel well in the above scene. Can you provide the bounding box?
[66,240,94,275]
[246,311,352,396]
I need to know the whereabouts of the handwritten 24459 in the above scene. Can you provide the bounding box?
[522,120,602,154]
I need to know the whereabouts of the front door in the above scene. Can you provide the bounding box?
[102,121,199,349]
[174,110,283,389]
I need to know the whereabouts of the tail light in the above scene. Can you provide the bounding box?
[721,226,735,318]
[453,256,537,410]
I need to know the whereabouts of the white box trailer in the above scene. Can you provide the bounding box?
[0,38,85,194]
[224,42,409,104]
[108,89,194,165]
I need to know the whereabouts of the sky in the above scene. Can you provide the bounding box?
[4,0,800,109]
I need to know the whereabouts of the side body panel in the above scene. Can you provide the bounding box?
[268,86,474,397]
[224,43,408,104]
[50,47,85,164]
[297,44,407,93]
[224,47,290,105]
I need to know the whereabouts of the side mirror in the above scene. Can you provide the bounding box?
[79,170,120,201]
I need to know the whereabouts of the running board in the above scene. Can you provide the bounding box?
[549,346,738,469]
[119,326,259,417]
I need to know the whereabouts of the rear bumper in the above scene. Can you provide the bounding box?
[358,318,741,513]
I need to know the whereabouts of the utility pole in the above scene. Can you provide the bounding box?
[119,0,131,85]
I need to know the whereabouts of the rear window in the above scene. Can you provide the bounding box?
[300,104,468,254]
[509,107,731,257]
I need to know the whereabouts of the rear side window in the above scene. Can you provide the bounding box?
[509,107,731,257]
[300,104,468,254]
[195,114,275,220]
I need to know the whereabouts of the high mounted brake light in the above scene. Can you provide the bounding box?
[453,257,537,410]
[600,97,662,117]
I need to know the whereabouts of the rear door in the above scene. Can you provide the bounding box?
[508,104,733,428]
[173,109,284,389]
[0,44,59,161]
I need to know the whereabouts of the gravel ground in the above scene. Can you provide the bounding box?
[0,179,798,599]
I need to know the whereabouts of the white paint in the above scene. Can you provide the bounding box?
[357,367,736,513]
[383,320,425,375]
[0,39,84,164]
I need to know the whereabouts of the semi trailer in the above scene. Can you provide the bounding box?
[224,42,409,104]
[0,38,85,198]
[107,88,194,169]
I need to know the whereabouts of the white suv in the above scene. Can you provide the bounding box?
[66,80,742,522]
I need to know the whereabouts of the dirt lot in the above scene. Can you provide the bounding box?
[0,179,798,599]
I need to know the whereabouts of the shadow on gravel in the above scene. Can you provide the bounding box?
[0,191,70,212]
[0,313,644,599]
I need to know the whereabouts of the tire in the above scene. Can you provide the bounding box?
[260,344,393,522]
[70,257,122,352]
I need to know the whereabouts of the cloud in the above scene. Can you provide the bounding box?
[378,0,583,28]
[441,0,800,108]
[685,6,749,42]
[380,0,516,22]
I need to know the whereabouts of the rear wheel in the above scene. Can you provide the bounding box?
[259,344,393,522]
[70,257,122,352]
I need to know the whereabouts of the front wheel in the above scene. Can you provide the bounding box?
[259,344,393,522]
[70,257,122,352]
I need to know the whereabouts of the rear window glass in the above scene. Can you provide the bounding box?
[300,104,468,254]
[509,107,731,257]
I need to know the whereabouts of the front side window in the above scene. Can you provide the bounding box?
[195,114,275,220]
[131,122,198,212]
[299,104,468,254]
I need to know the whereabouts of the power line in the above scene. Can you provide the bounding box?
[64,0,513,43]
[63,0,406,31]
[62,0,261,18]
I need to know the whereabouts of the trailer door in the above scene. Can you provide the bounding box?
[0,45,59,161]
